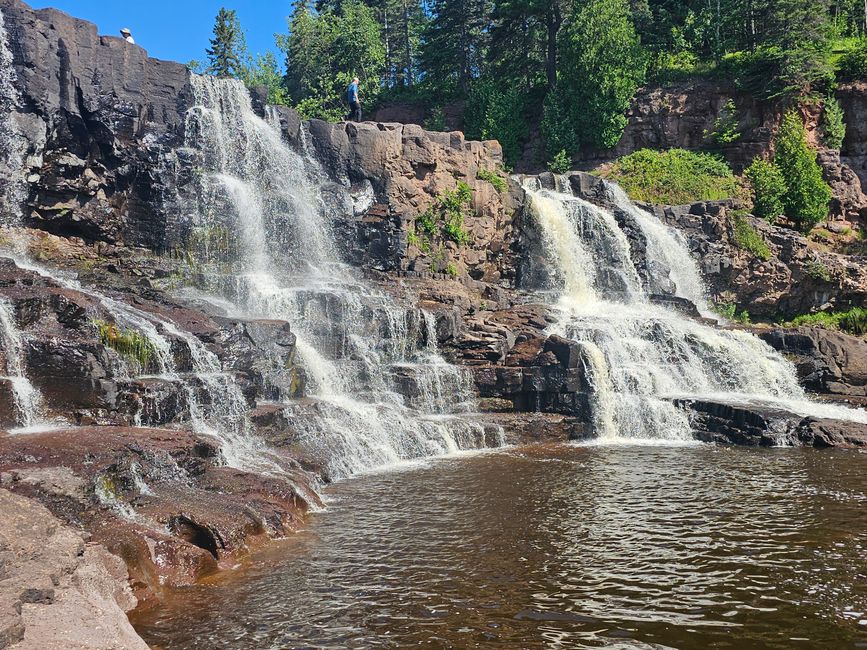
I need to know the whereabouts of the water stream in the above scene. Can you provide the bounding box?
[178,76,499,480]
[522,177,867,441]
[0,296,43,427]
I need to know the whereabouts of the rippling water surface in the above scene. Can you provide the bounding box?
[133,445,867,649]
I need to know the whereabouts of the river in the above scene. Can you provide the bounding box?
[132,443,867,649]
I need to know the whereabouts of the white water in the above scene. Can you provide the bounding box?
[0,297,43,427]
[181,76,498,479]
[523,177,867,442]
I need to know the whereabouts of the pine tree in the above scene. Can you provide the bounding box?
[206,8,247,78]
[420,0,491,93]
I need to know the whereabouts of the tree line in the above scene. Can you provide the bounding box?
[198,0,867,168]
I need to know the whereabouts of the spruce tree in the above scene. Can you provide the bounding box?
[774,110,832,232]
[206,8,246,78]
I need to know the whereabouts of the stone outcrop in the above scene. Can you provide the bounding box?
[305,120,520,284]
[759,326,867,398]
[0,487,146,650]
[677,398,867,448]
[0,0,191,248]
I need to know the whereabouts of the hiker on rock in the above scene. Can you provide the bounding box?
[120,27,135,44]
[347,77,361,122]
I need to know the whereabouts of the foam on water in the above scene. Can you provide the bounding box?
[523,177,867,440]
[180,76,500,480]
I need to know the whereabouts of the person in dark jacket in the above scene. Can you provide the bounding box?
[347,77,361,122]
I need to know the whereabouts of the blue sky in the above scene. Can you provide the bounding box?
[41,1,290,66]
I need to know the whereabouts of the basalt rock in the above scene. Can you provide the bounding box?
[0,0,191,248]
[676,397,867,447]
[758,326,867,398]
[306,120,520,284]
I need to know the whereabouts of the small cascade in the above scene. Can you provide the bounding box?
[0,8,25,221]
[0,297,43,427]
[180,76,497,479]
[523,177,867,441]
[9,257,284,473]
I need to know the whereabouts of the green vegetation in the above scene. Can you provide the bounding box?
[476,168,507,193]
[789,307,867,335]
[445,262,459,277]
[94,320,156,368]
[714,301,751,324]
[414,182,474,248]
[599,149,739,205]
[547,150,572,174]
[706,99,742,145]
[463,80,528,166]
[424,107,447,132]
[837,39,867,79]
[804,259,833,281]
[733,216,772,260]
[279,1,385,120]
[820,95,847,150]
[774,110,833,232]
[206,8,245,78]
[191,0,865,174]
[744,158,787,223]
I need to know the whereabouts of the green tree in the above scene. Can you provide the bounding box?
[774,110,832,232]
[206,8,247,78]
[279,0,385,120]
[744,158,787,222]
[243,52,289,105]
[463,79,528,166]
[557,0,647,149]
[420,0,492,93]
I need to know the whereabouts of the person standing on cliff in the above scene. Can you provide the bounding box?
[120,28,135,44]
[347,77,361,122]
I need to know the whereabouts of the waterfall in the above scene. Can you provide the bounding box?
[523,178,867,441]
[0,297,43,428]
[179,76,496,480]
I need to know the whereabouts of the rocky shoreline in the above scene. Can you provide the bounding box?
[1,0,867,647]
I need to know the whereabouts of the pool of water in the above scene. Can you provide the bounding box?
[132,444,867,649]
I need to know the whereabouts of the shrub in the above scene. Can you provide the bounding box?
[415,182,474,247]
[463,79,528,168]
[599,149,738,205]
[548,150,572,174]
[837,39,867,79]
[744,158,787,223]
[820,95,846,150]
[445,262,458,277]
[722,46,834,100]
[477,168,507,193]
[424,107,447,132]
[541,85,580,160]
[94,320,156,369]
[706,99,741,145]
[790,307,867,335]
[774,110,832,232]
[733,216,772,260]
[804,260,832,281]
[714,301,751,324]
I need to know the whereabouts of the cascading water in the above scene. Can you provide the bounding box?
[0,8,25,220]
[523,177,867,442]
[0,296,43,428]
[180,76,497,479]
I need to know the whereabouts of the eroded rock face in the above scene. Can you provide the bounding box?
[759,327,867,398]
[0,487,147,650]
[0,0,191,247]
[306,120,520,284]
